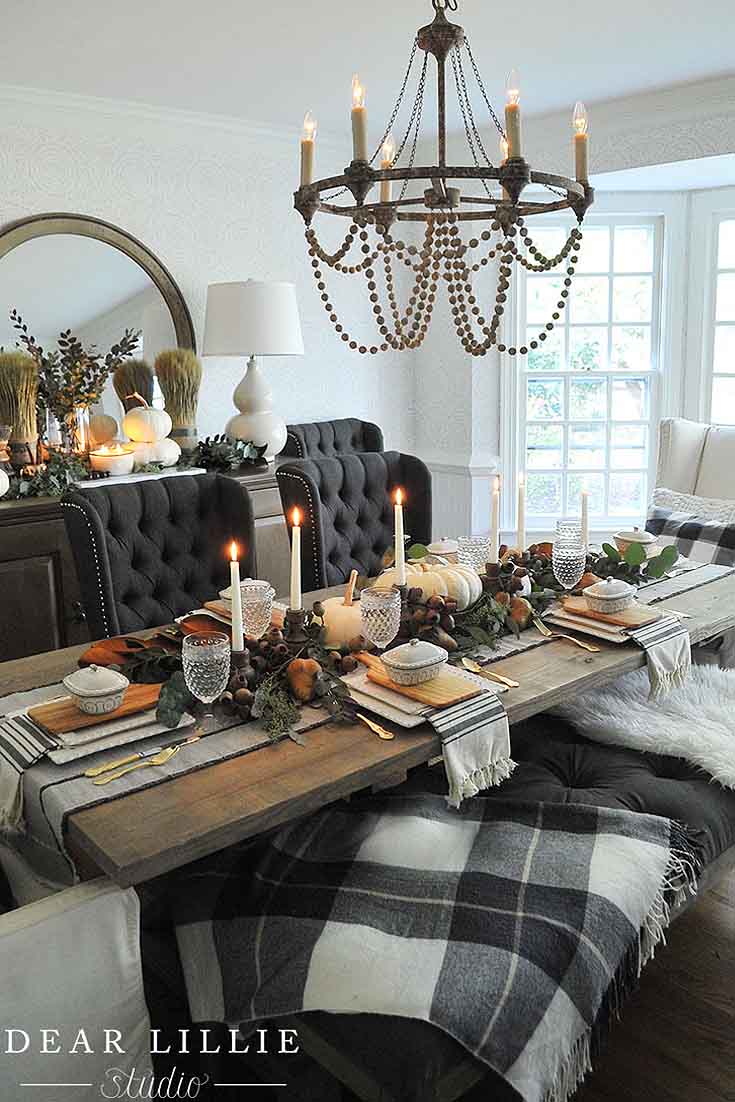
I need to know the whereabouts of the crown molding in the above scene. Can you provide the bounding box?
[0,82,346,150]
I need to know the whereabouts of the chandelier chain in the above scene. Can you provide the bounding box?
[463,38,507,139]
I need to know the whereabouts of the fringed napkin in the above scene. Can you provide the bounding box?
[427,692,515,808]
[628,615,691,700]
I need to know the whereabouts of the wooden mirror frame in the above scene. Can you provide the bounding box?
[0,213,196,351]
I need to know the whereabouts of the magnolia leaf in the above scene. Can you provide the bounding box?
[623,541,647,567]
[658,543,679,568]
[408,543,429,560]
[602,542,621,563]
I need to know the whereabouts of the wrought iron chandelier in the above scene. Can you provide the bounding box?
[293,0,595,358]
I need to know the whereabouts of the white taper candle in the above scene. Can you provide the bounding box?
[229,541,244,652]
[290,508,302,611]
[489,476,501,564]
[394,488,406,586]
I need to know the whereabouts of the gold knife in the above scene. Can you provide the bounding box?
[461,657,519,689]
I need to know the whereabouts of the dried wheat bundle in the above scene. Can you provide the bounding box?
[0,351,38,442]
[154,348,202,452]
[113,358,154,411]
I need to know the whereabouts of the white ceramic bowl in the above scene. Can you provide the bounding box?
[380,637,448,685]
[613,528,657,555]
[62,664,130,716]
[583,577,637,614]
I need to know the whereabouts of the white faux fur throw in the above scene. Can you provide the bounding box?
[552,665,735,791]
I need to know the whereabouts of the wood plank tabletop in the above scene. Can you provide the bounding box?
[2,576,734,887]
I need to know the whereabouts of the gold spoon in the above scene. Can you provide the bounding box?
[461,657,519,689]
[533,616,601,652]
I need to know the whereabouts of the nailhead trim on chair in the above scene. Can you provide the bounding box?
[60,499,112,638]
[277,469,322,586]
[285,430,305,459]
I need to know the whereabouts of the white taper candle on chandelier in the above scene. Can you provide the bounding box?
[499,135,510,201]
[489,476,501,564]
[351,74,368,161]
[380,132,396,203]
[573,101,589,183]
[581,484,589,548]
[394,488,406,586]
[290,508,302,611]
[300,111,317,186]
[516,473,526,552]
[505,69,522,159]
[229,541,245,652]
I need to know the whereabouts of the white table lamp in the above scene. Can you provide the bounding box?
[203,280,304,458]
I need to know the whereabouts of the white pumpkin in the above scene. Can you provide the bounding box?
[132,437,181,469]
[0,468,9,499]
[88,413,118,448]
[123,402,172,444]
[321,597,363,648]
[374,560,482,610]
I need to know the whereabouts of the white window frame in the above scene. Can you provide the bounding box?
[686,187,735,424]
[499,191,688,539]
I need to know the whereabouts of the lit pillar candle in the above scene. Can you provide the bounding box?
[290,508,302,611]
[489,476,501,564]
[505,69,522,159]
[380,132,396,203]
[581,484,590,548]
[229,541,245,653]
[499,135,510,201]
[516,472,526,552]
[394,488,406,586]
[351,74,368,162]
[573,101,589,183]
[300,111,317,186]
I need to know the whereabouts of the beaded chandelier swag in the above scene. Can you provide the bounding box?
[293,0,595,358]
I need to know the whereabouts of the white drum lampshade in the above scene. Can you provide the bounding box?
[203,280,304,458]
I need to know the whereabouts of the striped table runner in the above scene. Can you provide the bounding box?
[0,714,59,828]
[428,692,514,808]
[628,615,691,699]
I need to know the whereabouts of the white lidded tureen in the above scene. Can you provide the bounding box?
[62,664,130,715]
[380,637,448,685]
[613,526,657,555]
[583,576,637,614]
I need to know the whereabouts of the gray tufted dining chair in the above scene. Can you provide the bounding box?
[62,474,256,640]
[281,418,384,459]
[276,451,432,592]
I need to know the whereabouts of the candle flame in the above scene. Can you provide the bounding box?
[302,110,317,141]
[381,131,396,164]
[506,68,520,107]
[352,73,365,109]
[230,540,238,562]
[395,488,403,506]
[573,101,588,135]
[499,135,509,163]
[292,507,301,526]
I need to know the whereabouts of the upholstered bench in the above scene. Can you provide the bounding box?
[289,715,735,1102]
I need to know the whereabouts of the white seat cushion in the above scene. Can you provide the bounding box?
[0,880,152,1100]
[656,418,709,494]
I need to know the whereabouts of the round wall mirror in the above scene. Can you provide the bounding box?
[0,214,195,362]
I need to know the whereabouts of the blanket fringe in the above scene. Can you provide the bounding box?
[648,656,691,701]
[446,756,516,809]
[543,823,700,1102]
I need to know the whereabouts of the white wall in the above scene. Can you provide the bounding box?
[0,86,415,450]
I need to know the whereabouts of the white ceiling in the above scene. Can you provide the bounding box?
[1,0,733,133]
[593,155,735,192]
[0,236,152,347]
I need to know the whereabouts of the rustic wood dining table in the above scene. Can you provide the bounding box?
[3,576,735,887]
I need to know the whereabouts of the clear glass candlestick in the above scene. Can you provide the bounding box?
[182,631,231,717]
[240,580,275,640]
[552,520,586,591]
[360,587,402,651]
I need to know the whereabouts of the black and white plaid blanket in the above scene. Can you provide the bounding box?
[646,505,735,566]
[175,795,699,1102]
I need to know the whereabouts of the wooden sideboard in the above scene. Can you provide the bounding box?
[0,465,290,663]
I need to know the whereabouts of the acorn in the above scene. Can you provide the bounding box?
[234,687,254,707]
[341,654,358,674]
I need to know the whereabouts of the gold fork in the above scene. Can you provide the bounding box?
[461,657,519,689]
[93,743,186,785]
[533,616,601,652]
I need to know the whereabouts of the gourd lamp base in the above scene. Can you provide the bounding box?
[227,355,287,459]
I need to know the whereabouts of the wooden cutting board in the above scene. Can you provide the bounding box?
[560,595,661,628]
[355,653,482,708]
[28,683,162,736]
[203,601,286,630]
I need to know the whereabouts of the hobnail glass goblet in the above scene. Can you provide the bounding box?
[552,520,586,591]
[240,580,275,640]
[360,587,402,651]
[182,631,231,715]
[458,536,491,574]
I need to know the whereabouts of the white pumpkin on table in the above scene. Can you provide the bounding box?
[122,392,180,469]
[88,413,119,449]
[320,570,363,647]
[374,559,483,611]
